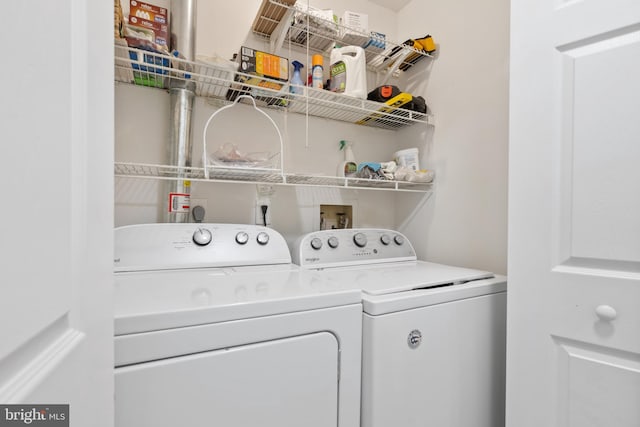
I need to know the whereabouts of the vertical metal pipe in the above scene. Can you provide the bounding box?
[170,0,197,63]
[165,0,197,223]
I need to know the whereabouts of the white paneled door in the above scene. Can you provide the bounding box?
[507,0,640,426]
[0,2,113,426]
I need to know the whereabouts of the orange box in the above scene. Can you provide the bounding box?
[130,6,167,24]
[228,46,289,106]
[130,0,167,17]
[238,46,288,81]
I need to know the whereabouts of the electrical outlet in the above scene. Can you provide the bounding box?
[255,198,271,226]
[190,198,208,222]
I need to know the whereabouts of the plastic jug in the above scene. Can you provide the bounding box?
[330,46,367,99]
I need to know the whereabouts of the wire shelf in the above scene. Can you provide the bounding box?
[115,162,433,193]
[115,43,431,130]
[251,0,434,73]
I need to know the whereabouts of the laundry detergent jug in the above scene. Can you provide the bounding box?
[330,46,367,99]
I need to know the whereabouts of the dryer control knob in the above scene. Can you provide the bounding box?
[310,237,323,250]
[353,232,367,248]
[193,228,212,246]
[394,234,405,245]
[256,232,270,245]
[235,232,249,245]
[380,234,391,245]
[328,236,339,248]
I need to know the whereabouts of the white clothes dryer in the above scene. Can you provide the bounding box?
[293,228,507,427]
[114,223,362,427]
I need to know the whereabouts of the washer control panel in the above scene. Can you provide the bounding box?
[115,223,291,272]
[294,228,417,268]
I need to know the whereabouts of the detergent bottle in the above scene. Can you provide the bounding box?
[330,46,367,99]
[290,60,304,95]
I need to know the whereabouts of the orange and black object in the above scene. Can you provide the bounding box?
[367,85,401,103]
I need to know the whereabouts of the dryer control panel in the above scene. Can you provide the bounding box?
[294,229,417,268]
[115,223,291,272]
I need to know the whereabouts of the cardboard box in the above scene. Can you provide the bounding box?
[129,0,167,17]
[362,31,386,63]
[130,5,167,24]
[340,11,369,47]
[238,46,288,81]
[342,11,368,32]
[127,15,169,49]
[228,46,289,106]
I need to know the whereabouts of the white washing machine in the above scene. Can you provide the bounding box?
[114,223,362,427]
[293,228,507,427]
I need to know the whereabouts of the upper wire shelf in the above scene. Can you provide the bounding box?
[251,0,434,74]
[115,43,430,130]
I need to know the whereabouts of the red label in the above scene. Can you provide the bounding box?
[168,193,190,213]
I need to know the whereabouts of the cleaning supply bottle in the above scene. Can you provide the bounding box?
[290,60,304,95]
[311,54,324,89]
[337,140,357,177]
[330,46,367,99]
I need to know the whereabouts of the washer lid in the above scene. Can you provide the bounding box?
[114,264,361,336]
[317,261,494,296]
[361,274,507,315]
[316,261,504,315]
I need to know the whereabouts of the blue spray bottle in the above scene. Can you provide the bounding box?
[290,60,304,95]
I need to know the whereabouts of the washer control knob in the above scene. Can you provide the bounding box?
[394,234,405,245]
[193,228,212,246]
[256,232,270,245]
[380,234,391,245]
[328,236,339,248]
[353,232,367,248]
[235,232,249,245]
[310,237,323,250]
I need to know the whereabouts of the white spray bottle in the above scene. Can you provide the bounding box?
[337,140,357,177]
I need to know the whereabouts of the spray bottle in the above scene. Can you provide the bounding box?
[337,140,357,177]
[311,54,324,89]
[290,60,304,95]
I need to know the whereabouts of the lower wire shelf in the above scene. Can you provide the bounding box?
[115,162,433,193]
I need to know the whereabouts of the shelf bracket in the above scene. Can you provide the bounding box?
[270,7,295,53]
[378,48,412,86]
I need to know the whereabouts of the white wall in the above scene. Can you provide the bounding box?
[115,0,510,273]
[394,0,510,274]
[115,81,400,241]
